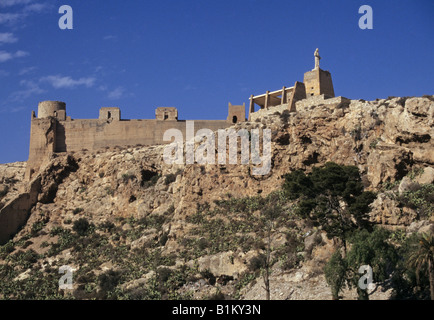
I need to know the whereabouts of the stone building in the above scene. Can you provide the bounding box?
[248,48,335,119]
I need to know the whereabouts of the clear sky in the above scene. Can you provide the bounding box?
[0,0,433,164]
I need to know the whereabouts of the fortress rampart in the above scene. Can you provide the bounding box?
[25,49,336,181]
[25,103,245,180]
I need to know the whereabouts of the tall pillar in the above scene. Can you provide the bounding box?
[281,86,286,105]
[248,94,254,121]
[264,91,270,109]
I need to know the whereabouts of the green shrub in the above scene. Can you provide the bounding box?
[0,241,15,259]
[397,183,434,218]
[73,208,84,215]
[73,218,93,236]
[197,237,208,251]
[99,221,116,232]
[49,226,64,236]
[31,221,46,236]
[122,173,136,183]
[105,187,114,196]
[98,270,122,293]
[369,138,380,149]
[249,254,266,272]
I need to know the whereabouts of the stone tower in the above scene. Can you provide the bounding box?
[227,102,246,124]
[37,100,67,120]
[25,101,67,180]
[303,49,335,98]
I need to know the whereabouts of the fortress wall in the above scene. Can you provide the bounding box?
[27,118,232,180]
[60,119,156,151]
[25,118,57,180]
[295,95,349,109]
[249,104,289,122]
[55,119,232,153]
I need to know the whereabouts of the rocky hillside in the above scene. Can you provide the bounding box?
[0,95,433,300]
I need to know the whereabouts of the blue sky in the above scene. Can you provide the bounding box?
[0,0,433,164]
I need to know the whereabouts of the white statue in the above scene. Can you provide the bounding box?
[314,48,321,69]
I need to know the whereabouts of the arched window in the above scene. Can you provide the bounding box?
[232,115,238,124]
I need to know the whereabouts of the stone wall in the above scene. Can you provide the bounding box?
[25,117,57,180]
[249,104,289,122]
[26,116,233,180]
[57,119,231,151]
[295,95,349,110]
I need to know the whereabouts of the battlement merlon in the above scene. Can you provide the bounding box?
[155,107,178,121]
[100,107,121,121]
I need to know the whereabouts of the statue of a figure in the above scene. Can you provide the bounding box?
[314,48,321,69]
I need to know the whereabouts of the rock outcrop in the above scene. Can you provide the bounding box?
[0,95,432,300]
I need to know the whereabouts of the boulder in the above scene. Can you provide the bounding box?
[193,251,252,278]
[370,193,417,226]
[398,176,421,195]
[415,167,434,185]
[406,220,434,235]
[405,97,434,118]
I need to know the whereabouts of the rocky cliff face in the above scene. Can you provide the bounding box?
[0,162,26,209]
[0,95,432,300]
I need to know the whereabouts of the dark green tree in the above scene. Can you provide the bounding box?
[283,162,376,252]
[324,250,347,300]
[345,227,399,300]
[407,233,434,300]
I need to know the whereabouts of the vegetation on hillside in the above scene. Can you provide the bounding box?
[0,162,432,300]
